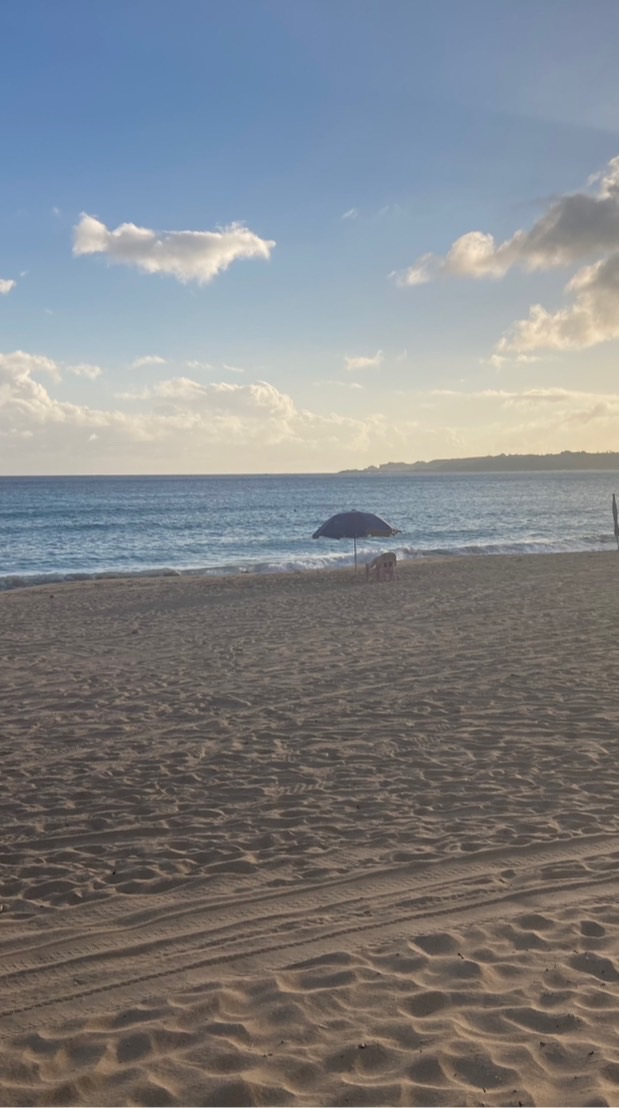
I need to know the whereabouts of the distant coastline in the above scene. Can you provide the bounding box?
[339,450,619,476]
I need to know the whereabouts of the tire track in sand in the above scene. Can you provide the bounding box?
[1,831,619,1036]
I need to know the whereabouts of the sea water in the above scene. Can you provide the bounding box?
[0,471,617,590]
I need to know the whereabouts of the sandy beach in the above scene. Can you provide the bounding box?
[1,552,619,1107]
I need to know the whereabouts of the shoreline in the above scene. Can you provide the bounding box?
[1,543,616,594]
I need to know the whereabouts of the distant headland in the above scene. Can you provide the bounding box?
[339,451,619,475]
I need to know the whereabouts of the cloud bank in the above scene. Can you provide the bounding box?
[73,214,276,285]
[429,385,619,436]
[68,363,102,379]
[3,349,618,474]
[0,349,415,472]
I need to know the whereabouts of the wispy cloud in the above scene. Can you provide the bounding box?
[377,203,406,219]
[344,350,384,371]
[186,360,214,371]
[433,386,619,432]
[222,362,245,374]
[73,214,276,285]
[0,278,16,295]
[131,354,167,369]
[483,352,543,369]
[315,379,364,390]
[341,204,405,223]
[68,363,102,379]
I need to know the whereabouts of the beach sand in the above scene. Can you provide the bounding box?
[1,552,619,1107]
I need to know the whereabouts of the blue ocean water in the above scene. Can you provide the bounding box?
[0,471,618,589]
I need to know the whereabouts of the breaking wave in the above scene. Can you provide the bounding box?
[1,533,614,591]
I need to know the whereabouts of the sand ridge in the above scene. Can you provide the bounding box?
[1,553,619,1105]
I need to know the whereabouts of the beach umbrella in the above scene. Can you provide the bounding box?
[613,493,619,550]
[312,509,400,569]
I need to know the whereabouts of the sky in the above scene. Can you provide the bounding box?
[2,0,619,474]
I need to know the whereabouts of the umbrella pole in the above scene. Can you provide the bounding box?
[354,536,357,569]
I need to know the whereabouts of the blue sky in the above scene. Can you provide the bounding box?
[2,0,619,473]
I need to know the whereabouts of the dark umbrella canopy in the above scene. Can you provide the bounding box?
[312,510,400,568]
[313,510,399,540]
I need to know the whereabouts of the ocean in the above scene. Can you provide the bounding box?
[1,471,618,590]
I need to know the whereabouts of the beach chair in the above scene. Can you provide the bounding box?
[365,551,397,583]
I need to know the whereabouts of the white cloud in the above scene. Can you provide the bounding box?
[131,354,167,369]
[68,363,102,379]
[341,208,359,221]
[344,350,384,371]
[222,362,245,374]
[0,353,67,426]
[0,351,102,388]
[142,377,298,425]
[0,279,16,295]
[499,251,619,352]
[392,256,432,287]
[0,350,62,383]
[148,377,212,402]
[73,213,276,285]
[395,154,619,285]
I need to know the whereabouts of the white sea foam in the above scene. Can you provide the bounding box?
[1,534,614,591]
